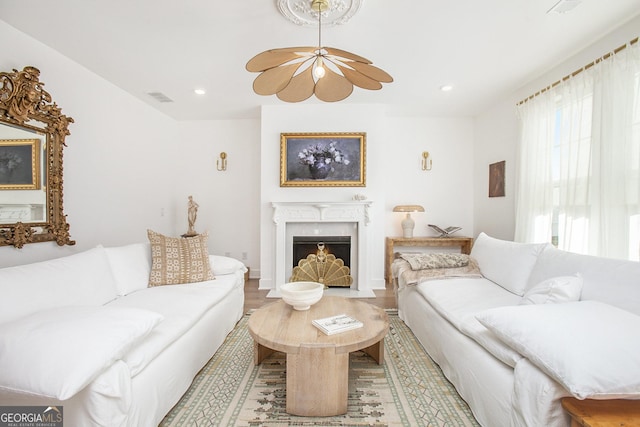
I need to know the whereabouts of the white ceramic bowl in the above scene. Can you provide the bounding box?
[280,281,324,311]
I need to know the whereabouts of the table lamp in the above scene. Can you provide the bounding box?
[393,205,425,238]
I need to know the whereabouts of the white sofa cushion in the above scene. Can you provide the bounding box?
[109,274,241,376]
[476,301,640,399]
[519,274,583,305]
[105,242,153,296]
[0,247,119,324]
[209,255,247,275]
[470,232,548,296]
[459,317,523,368]
[0,306,163,400]
[416,277,521,330]
[105,243,246,296]
[528,246,640,316]
[416,276,524,368]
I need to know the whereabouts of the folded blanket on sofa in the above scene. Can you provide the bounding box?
[399,252,470,270]
[393,256,483,288]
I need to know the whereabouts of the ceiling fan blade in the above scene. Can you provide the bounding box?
[253,63,303,95]
[324,47,372,64]
[346,61,394,83]
[277,67,315,102]
[335,63,382,90]
[246,47,316,72]
[314,67,353,102]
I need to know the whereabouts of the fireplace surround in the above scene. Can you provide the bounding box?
[270,201,375,297]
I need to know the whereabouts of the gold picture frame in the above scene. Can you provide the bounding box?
[0,66,74,248]
[0,138,40,190]
[280,132,366,187]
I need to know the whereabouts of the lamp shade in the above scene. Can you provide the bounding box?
[393,205,425,213]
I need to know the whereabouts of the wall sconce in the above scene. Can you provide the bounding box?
[393,205,425,238]
[216,152,227,171]
[422,151,432,171]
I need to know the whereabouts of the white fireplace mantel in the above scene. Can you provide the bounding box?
[270,201,375,297]
[272,201,372,225]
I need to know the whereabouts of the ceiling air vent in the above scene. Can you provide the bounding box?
[547,0,582,14]
[147,91,174,103]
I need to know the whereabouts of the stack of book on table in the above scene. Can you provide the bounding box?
[312,314,363,335]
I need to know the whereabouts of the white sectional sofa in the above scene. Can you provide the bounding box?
[394,232,640,427]
[0,241,246,427]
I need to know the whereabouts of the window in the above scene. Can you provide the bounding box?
[516,40,640,261]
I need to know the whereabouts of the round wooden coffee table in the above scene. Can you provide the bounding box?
[247,296,389,416]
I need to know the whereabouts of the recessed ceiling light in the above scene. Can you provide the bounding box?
[194,88,206,95]
[440,85,454,92]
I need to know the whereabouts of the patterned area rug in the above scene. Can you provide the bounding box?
[160,310,479,427]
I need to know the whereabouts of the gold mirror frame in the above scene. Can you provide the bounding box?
[0,66,75,248]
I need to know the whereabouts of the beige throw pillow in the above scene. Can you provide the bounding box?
[147,229,215,286]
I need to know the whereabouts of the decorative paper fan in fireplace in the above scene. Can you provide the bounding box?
[290,243,353,288]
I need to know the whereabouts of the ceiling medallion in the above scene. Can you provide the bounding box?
[246,0,393,103]
[276,0,364,26]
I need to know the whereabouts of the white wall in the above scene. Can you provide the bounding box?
[385,116,475,236]
[259,104,475,289]
[0,20,262,270]
[473,100,518,240]
[473,15,640,241]
[0,21,172,266]
[175,119,261,272]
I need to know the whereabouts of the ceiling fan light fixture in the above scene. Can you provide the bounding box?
[246,0,392,103]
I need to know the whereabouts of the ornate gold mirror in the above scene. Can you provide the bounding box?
[0,66,74,248]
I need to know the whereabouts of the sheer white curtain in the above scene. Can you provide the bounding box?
[590,44,640,259]
[515,39,640,260]
[555,72,594,255]
[514,90,555,244]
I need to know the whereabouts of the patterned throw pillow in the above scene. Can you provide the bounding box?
[147,229,215,286]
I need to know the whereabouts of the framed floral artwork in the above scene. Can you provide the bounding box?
[0,139,41,190]
[280,132,366,187]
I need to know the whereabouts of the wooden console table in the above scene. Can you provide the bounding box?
[385,236,474,283]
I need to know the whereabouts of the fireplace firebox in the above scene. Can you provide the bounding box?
[291,235,352,287]
[292,236,351,269]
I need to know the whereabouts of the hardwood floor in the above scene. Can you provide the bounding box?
[243,278,397,313]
